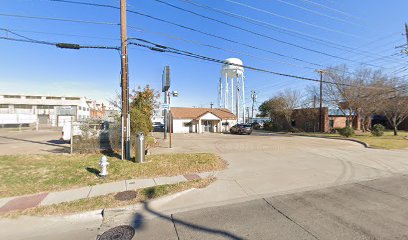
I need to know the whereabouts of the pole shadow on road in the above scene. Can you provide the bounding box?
[131,201,245,240]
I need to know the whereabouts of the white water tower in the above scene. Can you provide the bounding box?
[219,58,246,123]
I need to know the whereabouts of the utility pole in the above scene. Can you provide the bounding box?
[120,0,130,160]
[405,23,408,49]
[316,70,326,133]
[404,23,408,54]
[250,90,257,120]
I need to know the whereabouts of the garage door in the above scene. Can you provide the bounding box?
[38,114,49,124]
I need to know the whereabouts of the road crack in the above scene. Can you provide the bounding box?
[262,198,320,240]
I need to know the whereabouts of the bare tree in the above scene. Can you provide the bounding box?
[258,89,301,130]
[323,65,362,128]
[276,89,302,129]
[377,78,408,135]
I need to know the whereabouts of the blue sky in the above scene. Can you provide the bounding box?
[1,0,408,108]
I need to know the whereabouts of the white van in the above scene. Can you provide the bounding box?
[61,122,81,142]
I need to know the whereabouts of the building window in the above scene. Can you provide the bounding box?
[0,104,8,108]
[4,95,20,99]
[26,96,41,99]
[14,104,32,109]
[291,119,296,127]
[46,96,61,100]
[37,105,54,109]
[329,120,334,128]
[66,97,80,100]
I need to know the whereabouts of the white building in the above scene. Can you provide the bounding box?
[0,94,94,127]
[170,107,237,133]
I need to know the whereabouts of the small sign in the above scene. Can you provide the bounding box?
[162,104,169,110]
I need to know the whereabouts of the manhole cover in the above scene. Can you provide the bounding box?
[114,190,138,201]
[99,225,135,240]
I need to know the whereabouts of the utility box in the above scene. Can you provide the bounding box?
[135,132,145,163]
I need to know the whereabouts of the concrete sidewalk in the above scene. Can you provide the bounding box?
[0,171,216,213]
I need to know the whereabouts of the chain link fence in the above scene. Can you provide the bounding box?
[70,120,158,155]
[71,120,121,154]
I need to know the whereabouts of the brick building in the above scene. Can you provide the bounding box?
[291,107,361,132]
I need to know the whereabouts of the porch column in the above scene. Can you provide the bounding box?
[198,119,202,134]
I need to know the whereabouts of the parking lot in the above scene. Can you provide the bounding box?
[0,128,69,155]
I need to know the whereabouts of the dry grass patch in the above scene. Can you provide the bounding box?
[294,131,408,150]
[1,178,215,217]
[0,153,226,198]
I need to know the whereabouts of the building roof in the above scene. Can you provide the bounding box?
[171,107,237,120]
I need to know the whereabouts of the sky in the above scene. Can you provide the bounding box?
[1,0,408,109]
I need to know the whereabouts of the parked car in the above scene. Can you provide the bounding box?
[153,121,164,128]
[251,121,261,130]
[230,124,253,135]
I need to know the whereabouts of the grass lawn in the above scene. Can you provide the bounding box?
[1,178,215,217]
[295,131,408,150]
[0,153,226,198]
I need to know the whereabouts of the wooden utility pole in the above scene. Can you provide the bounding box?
[316,70,326,133]
[404,23,408,54]
[120,0,130,160]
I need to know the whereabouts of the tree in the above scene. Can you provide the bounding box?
[130,85,159,136]
[258,89,301,131]
[323,65,361,128]
[377,78,408,136]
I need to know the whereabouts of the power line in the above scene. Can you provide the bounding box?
[3,31,405,96]
[127,25,316,70]
[44,0,325,67]
[296,0,360,21]
[222,0,361,38]
[151,0,388,68]
[0,27,121,41]
[0,36,55,46]
[274,0,358,26]
[174,0,402,64]
[0,33,120,50]
[127,37,402,90]
[128,38,408,97]
[0,12,119,26]
[128,38,326,82]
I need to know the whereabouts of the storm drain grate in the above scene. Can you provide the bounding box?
[114,190,138,201]
[99,225,135,240]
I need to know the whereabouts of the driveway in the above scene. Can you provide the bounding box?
[151,131,408,211]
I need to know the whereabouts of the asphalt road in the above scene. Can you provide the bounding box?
[102,174,408,240]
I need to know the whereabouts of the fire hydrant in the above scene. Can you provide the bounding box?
[99,156,109,177]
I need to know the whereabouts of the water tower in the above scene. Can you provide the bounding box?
[219,58,246,123]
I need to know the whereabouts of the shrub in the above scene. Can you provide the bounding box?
[371,124,385,137]
[338,126,355,138]
[263,121,279,131]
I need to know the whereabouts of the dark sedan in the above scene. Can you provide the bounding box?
[230,124,253,135]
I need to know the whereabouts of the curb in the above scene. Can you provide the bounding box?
[279,133,371,148]
[0,173,216,215]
